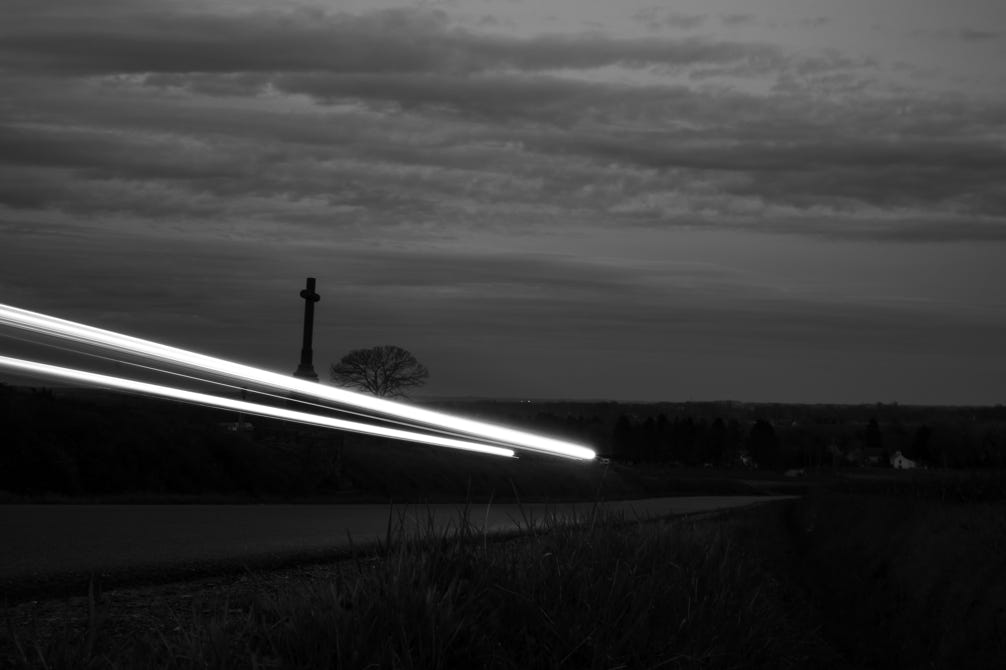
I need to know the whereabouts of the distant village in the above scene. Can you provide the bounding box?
[434,398,1006,471]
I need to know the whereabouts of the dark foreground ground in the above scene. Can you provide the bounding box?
[0,496,787,602]
[4,489,1004,669]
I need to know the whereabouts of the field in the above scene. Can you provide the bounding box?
[4,502,834,669]
[3,388,1005,667]
[783,491,1006,669]
[5,479,1005,669]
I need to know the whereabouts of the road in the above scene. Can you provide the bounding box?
[1,496,791,596]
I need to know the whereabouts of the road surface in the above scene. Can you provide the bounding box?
[1,496,792,596]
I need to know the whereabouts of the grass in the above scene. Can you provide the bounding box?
[3,503,833,669]
[830,467,1006,503]
[9,475,1005,668]
[781,490,1006,670]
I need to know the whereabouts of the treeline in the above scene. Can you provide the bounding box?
[0,385,342,499]
[4,385,1005,500]
[505,404,1006,470]
[0,385,741,503]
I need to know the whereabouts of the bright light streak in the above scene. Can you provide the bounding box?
[0,355,515,458]
[0,330,522,450]
[0,303,596,460]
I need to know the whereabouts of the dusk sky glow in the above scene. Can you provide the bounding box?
[2,0,1005,405]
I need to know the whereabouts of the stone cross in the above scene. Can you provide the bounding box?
[293,277,320,381]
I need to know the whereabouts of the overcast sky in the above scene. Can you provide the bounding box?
[2,0,1005,404]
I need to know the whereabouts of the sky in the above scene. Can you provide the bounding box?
[2,0,1005,405]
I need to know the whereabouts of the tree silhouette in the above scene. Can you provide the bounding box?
[747,419,779,470]
[865,417,884,449]
[330,345,429,398]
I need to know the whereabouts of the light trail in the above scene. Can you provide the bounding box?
[0,303,596,460]
[0,355,515,458]
[0,330,521,450]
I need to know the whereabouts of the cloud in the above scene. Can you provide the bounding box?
[913,26,1003,44]
[562,130,1006,236]
[270,72,643,125]
[0,123,242,181]
[6,70,1006,244]
[960,28,1000,42]
[720,14,757,27]
[0,7,456,76]
[1,3,1004,246]
[0,5,777,77]
[632,9,706,31]
[799,17,832,28]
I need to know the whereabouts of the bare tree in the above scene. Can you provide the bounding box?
[330,345,429,398]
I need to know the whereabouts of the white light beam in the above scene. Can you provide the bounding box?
[0,330,522,449]
[0,355,515,459]
[0,303,596,459]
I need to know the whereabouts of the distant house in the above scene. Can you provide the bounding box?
[890,450,917,470]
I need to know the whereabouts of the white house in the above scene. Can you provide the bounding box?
[890,450,917,470]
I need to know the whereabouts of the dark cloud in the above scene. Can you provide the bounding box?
[720,14,757,27]
[960,28,1000,42]
[912,26,1003,43]
[632,9,706,31]
[0,8,455,76]
[727,148,1006,214]
[0,123,244,182]
[0,5,776,77]
[270,72,634,124]
[6,68,1006,242]
[518,100,1006,214]
[1,2,1004,247]
[800,17,832,28]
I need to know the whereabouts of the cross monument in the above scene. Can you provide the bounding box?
[293,277,320,381]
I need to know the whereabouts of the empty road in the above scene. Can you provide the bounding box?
[1,496,791,597]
